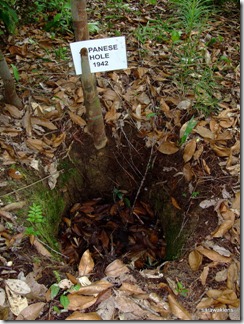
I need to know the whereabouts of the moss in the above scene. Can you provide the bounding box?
[1,158,84,255]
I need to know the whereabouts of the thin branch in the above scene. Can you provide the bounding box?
[36,237,69,259]
[131,145,154,214]
[0,170,64,198]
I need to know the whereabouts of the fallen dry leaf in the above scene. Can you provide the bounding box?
[69,111,86,127]
[200,266,209,285]
[70,280,113,295]
[194,125,214,139]
[183,139,196,163]
[119,282,146,296]
[171,197,181,210]
[188,250,203,271]
[196,245,232,263]
[67,294,97,311]
[168,294,192,320]
[212,220,234,238]
[158,141,179,155]
[65,311,102,320]
[5,285,28,316]
[105,259,129,277]
[15,302,45,320]
[5,279,31,295]
[32,238,52,258]
[78,250,94,276]
[4,104,24,119]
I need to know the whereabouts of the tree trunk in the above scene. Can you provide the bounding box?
[80,48,107,149]
[70,0,107,150]
[0,49,23,109]
[71,0,89,41]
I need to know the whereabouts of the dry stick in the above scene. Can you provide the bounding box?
[36,237,69,259]
[131,145,154,215]
[0,170,64,198]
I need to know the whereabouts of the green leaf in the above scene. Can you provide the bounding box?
[180,117,197,145]
[124,197,131,208]
[60,294,70,309]
[52,306,61,314]
[171,30,182,43]
[88,22,100,34]
[10,64,19,81]
[50,283,60,299]
[146,112,156,119]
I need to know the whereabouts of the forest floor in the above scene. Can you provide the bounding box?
[0,0,240,320]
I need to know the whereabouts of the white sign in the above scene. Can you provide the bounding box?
[70,36,127,75]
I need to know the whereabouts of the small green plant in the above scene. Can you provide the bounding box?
[191,191,200,198]
[179,116,198,145]
[176,280,188,297]
[10,64,20,81]
[0,0,18,34]
[50,277,81,311]
[135,20,169,44]
[113,188,131,207]
[88,22,100,34]
[54,46,68,60]
[25,203,44,237]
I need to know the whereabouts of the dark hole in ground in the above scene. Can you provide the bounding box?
[59,195,166,271]
[57,126,229,275]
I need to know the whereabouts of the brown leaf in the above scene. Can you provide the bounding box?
[168,294,192,320]
[200,266,209,285]
[182,162,194,182]
[227,262,239,290]
[26,138,49,152]
[232,191,240,211]
[69,111,86,127]
[188,250,203,271]
[119,282,146,295]
[196,246,231,263]
[202,159,211,174]
[65,311,102,320]
[22,108,32,137]
[211,144,231,157]
[212,220,234,238]
[4,104,24,119]
[137,92,150,105]
[171,197,181,210]
[183,139,196,163]
[15,302,45,320]
[52,132,66,148]
[70,280,113,295]
[32,238,52,257]
[7,168,24,180]
[31,117,57,130]
[160,98,170,112]
[67,294,97,311]
[78,250,94,276]
[194,125,214,139]
[158,141,179,155]
[105,259,129,277]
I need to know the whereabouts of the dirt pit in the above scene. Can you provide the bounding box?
[57,127,222,276]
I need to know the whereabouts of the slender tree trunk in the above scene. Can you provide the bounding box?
[70,0,107,150]
[0,49,23,109]
[71,0,89,41]
[80,48,107,149]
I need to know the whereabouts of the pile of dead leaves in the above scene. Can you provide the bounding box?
[60,198,166,269]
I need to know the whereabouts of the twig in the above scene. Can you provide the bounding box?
[36,237,69,259]
[0,170,64,198]
[131,145,154,214]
